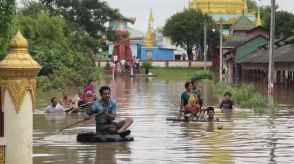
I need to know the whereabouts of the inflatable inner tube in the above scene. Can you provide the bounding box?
[77,131,134,142]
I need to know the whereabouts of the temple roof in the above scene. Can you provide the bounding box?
[231,15,255,31]
[109,19,145,40]
[222,15,259,47]
[127,27,145,39]
[223,34,248,48]
[239,35,294,63]
[211,13,255,24]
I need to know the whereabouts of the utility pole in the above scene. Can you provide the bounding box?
[204,19,207,71]
[219,18,223,81]
[268,0,275,106]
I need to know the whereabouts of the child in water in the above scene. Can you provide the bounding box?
[206,107,219,122]
[219,91,234,112]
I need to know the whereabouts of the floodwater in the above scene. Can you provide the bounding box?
[33,77,294,164]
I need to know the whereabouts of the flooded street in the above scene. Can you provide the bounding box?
[33,77,294,164]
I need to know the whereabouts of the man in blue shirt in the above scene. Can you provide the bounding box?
[86,86,133,137]
[45,97,65,113]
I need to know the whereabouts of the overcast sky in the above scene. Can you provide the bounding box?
[105,0,294,32]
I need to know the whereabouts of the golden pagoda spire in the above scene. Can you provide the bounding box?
[144,9,154,47]
[256,7,262,26]
[149,8,154,24]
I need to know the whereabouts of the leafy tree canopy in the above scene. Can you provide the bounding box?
[40,0,122,39]
[261,6,294,38]
[163,9,216,59]
[11,2,97,80]
[0,1,121,89]
[0,0,15,58]
[247,0,257,12]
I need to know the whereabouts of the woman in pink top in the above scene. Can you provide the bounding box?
[83,79,97,101]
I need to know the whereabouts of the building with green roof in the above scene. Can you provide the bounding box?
[222,16,269,84]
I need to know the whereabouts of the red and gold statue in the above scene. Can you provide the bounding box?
[111,29,133,62]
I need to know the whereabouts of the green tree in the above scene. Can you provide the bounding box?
[12,11,67,75]
[247,0,257,13]
[11,2,98,75]
[40,0,121,38]
[2,1,106,89]
[20,1,48,18]
[162,9,214,59]
[0,0,15,58]
[261,6,294,38]
[260,6,271,25]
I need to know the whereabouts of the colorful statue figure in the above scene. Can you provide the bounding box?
[111,30,133,62]
[111,18,136,63]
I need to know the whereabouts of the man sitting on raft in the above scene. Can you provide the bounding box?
[85,86,133,137]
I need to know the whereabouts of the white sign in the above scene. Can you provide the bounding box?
[113,55,118,62]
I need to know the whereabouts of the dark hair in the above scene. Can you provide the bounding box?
[184,81,191,88]
[50,97,57,103]
[87,79,95,85]
[191,77,200,84]
[99,86,111,95]
[206,106,214,112]
[224,92,232,97]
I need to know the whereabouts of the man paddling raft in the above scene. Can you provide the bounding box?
[85,86,133,137]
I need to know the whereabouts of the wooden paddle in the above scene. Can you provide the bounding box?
[58,108,107,132]
[64,107,75,113]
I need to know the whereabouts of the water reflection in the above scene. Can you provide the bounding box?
[44,113,66,122]
[34,77,294,163]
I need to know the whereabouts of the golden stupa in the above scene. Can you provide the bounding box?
[256,7,262,26]
[189,0,248,14]
[144,9,155,47]
[188,0,258,39]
